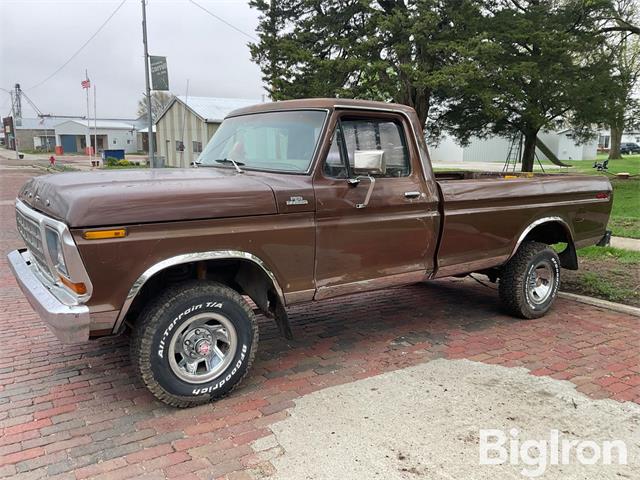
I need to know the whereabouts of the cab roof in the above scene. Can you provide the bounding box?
[227,98,417,118]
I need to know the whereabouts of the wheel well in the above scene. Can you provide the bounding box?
[520,221,578,270]
[123,258,293,338]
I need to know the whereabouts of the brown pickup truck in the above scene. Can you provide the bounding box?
[8,99,612,407]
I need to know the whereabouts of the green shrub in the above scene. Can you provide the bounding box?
[105,157,119,166]
[117,159,131,166]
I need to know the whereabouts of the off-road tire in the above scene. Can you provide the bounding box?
[499,241,561,319]
[131,281,258,408]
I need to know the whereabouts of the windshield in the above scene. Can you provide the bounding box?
[197,110,327,173]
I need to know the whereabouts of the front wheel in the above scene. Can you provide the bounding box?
[131,281,258,408]
[499,241,561,319]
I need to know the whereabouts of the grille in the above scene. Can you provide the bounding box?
[16,209,52,277]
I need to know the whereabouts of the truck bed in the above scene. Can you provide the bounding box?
[433,171,613,277]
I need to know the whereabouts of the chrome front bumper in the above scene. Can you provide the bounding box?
[8,249,90,344]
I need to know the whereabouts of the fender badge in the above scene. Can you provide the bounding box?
[286,195,308,206]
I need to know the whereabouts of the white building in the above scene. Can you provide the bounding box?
[429,130,598,164]
[598,129,640,149]
[155,96,262,167]
[55,119,138,154]
[14,116,80,151]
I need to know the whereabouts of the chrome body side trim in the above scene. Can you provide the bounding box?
[8,249,90,344]
[15,199,93,304]
[112,250,287,334]
[509,216,573,261]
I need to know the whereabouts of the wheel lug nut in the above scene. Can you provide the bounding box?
[195,329,200,335]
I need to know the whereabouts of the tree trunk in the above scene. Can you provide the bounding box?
[521,130,538,172]
[608,125,623,160]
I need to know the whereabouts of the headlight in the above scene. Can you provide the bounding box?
[45,228,69,276]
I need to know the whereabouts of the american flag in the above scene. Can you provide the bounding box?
[81,79,91,89]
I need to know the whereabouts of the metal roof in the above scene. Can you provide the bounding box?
[158,96,263,124]
[55,119,136,130]
[16,117,139,131]
[15,117,81,130]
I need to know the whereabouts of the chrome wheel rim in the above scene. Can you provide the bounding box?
[168,312,238,384]
[527,260,555,305]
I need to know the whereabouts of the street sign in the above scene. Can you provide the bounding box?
[149,56,169,91]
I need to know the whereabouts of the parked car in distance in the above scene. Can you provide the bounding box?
[620,142,640,154]
[8,98,613,407]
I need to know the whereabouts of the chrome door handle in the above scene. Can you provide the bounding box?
[404,191,421,199]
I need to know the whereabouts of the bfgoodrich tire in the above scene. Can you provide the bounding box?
[499,241,561,319]
[131,281,258,408]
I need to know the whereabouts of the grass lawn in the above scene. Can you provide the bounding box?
[101,164,149,169]
[561,245,640,307]
[520,155,640,238]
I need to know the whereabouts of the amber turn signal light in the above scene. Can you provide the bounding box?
[82,229,127,240]
[59,276,87,295]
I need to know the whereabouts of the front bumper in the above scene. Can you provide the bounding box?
[8,249,90,344]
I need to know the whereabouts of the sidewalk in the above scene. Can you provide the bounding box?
[432,161,564,171]
[610,236,640,251]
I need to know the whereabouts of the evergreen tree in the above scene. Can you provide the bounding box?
[249,0,481,127]
[439,0,613,171]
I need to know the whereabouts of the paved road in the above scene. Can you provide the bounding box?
[1,165,638,479]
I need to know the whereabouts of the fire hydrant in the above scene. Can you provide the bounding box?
[49,155,56,168]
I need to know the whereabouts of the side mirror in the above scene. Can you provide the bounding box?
[353,150,385,176]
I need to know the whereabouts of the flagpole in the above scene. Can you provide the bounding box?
[85,69,91,164]
[94,85,98,164]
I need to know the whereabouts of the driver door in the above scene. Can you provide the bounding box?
[313,112,439,299]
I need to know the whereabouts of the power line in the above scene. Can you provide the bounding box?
[26,0,128,91]
[186,0,257,42]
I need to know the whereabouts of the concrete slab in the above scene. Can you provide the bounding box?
[610,236,640,252]
[267,359,639,480]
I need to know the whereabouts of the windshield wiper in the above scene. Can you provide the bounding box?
[215,158,244,173]
[194,158,245,173]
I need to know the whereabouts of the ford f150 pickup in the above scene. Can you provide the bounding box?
[8,99,612,407]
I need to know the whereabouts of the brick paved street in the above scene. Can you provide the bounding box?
[0,163,638,479]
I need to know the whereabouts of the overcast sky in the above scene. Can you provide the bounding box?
[0,0,264,119]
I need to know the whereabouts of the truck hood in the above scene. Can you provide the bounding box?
[18,168,278,227]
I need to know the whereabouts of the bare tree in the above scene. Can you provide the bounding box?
[599,0,640,35]
[137,91,173,121]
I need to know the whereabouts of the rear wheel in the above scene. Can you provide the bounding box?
[131,281,258,408]
[499,241,561,319]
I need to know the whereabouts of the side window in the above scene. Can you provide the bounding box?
[341,118,410,177]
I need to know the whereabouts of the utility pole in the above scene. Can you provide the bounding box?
[141,0,155,168]
[85,70,92,164]
[11,84,21,159]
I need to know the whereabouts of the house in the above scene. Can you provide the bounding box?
[155,96,262,167]
[54,119,138,154]
[428,129,598,164]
